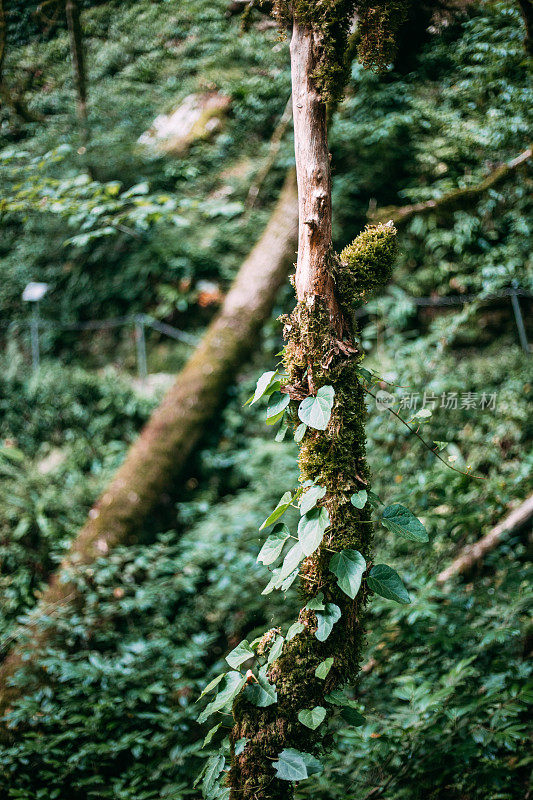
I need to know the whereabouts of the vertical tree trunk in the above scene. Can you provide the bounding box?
[65,0,90,154]
[229,14,397,800]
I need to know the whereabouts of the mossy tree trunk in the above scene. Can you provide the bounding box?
[0,172,298,727]
[229,12,397,800]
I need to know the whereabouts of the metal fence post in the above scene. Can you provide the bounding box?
[135,315,148,380]
[30,302,40,372]
[510,282,530,354]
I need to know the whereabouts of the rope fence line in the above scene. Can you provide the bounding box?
[3,285,531,377]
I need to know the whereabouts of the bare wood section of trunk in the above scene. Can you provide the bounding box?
[437,492,533,585]
[0,172,298,722]
[291,21,333,302]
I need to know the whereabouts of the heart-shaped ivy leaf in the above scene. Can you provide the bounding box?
[273,748,323,782]
[245,674,277,707]
[298,507,330,556]
[257,524,290,565]
[306,591,325,611]
[298,706,326,730]
[350,490,368,509]
[315,603,341,642]
[298,385,335,431]
[300,484,327,516]
[329,549,366,600]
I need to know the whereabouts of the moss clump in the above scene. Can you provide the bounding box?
[273,0,357,101]
[335,222,397,310]
[272,1,414,94]
[356,0,413,71]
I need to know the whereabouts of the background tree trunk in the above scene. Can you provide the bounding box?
[65,0,89,150]
[0,172,298,725]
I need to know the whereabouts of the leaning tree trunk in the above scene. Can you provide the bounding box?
[0,172,298,724]
[229,19,396,800]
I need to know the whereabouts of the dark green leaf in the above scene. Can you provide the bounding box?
[381,504,429,543]
[198,672,226,701]
[367,564,411,604]
[197,672,245,723]
[259,491,293,531]
[286,621,304,641]
[226,640,254,670]
[341,707,366,727]
[245,673,277,707]
[234,738,247,756]
[266,393,290,425]
[306,591,325,611]
[202,723,222,748]
[267,635,284,664]
[202,754,225,797]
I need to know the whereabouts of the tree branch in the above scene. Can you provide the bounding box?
[436,492,533,584]
[370,147,532,229]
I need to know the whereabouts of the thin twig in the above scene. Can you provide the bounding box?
[362,386,484,480]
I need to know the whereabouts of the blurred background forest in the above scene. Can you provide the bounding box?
[0,0,532,798]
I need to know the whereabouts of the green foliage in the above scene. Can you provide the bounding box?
[0,0,292,336]
[297,385,335,430]
[273,747,323,782]
[298,706,327,730]
[367,564,411,605]
[314,658,334,680]
[381,504,429,543]
[315,603,342,642]
[297,506,330,556]
[329,549,366,600]
[0,3,531,798]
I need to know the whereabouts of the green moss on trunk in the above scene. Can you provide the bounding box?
[229,224,396,800]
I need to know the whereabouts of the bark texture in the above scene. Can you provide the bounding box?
[0,172,298,724]
[229,20,396,800]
